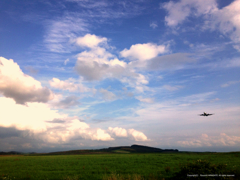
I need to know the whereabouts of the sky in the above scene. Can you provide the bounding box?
[0,0,240,153]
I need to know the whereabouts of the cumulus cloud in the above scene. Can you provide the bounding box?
[49,78,89,92]
[128,129,148,141]
[0,57,54,105]
[88,129,114,141]
[0,96,114,145]
[162,0,240,50]
[74,46,126,81]
[75,34,107,48]
[108,127,148,141]
[74,34,149,92]
[162,0,217,27]
[120,43,167,61]
[0,97,65,132]
[209,0,240,50]
[108,127,128,137]
[45,118,115,142]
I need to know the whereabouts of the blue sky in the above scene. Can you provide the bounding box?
[0,0,240,153]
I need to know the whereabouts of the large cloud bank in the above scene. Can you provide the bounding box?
[0,57,54,105]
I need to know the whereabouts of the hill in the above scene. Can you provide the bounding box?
[0,145,178,156]
[104,144,178,153]
[25,144,178,155]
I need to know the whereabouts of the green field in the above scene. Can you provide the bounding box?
[0,152,239,180]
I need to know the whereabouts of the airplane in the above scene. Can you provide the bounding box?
[199,112,214,116]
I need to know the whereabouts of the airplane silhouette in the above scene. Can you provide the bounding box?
[199,112,214,116]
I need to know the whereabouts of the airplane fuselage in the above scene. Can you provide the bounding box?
[200,112,213,116]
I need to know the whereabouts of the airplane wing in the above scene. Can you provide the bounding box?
[207,114,213,116]
[199,113,214,116]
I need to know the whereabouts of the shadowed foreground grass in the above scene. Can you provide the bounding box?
[0,152,239,180]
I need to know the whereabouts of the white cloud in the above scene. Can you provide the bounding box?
[210,0,240,49]
[177,133,240,147]
[162,0,218,27]
[162,0,240,50]
[136,96,154,103]
[44,14,88,53]
[75,34,107,48]
[75,46,126,81]
[108,127,128,137]
[221,80,240,87]
[85,129,114,141]
[207,58,240,69]
[0,96,114,143]
[224,58,240,68]
[49,78,89,92]
[74,34,149,92]
[64,58,69,65]
[66,0,109,9]
[0,97,65,132]
[99,88,117,101]
[108,127,148,141]
[120,43,167,61]
[65,0,146,19]
[120,74,150,93]
[150,22,158,29]
[0,57,54,105]
[128,129,148,141]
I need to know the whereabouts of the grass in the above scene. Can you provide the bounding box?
[0,152,239,179]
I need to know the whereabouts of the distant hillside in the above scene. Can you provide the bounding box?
[104,144,178,153]
[35,145,178,155]
[1,145,178,156]
[0,151,22,155]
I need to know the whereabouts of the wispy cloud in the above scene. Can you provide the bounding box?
[150,22,158,29]
[163,85,183,91]
[221,80,240,87]
[99,88,117,101]
[53,95,81,109]
[64,58,69,65]
[44,14,88,53]
[146,53,195,71]
[136,96,154,103]
[65,0,146,19]
[177,133,240,147]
